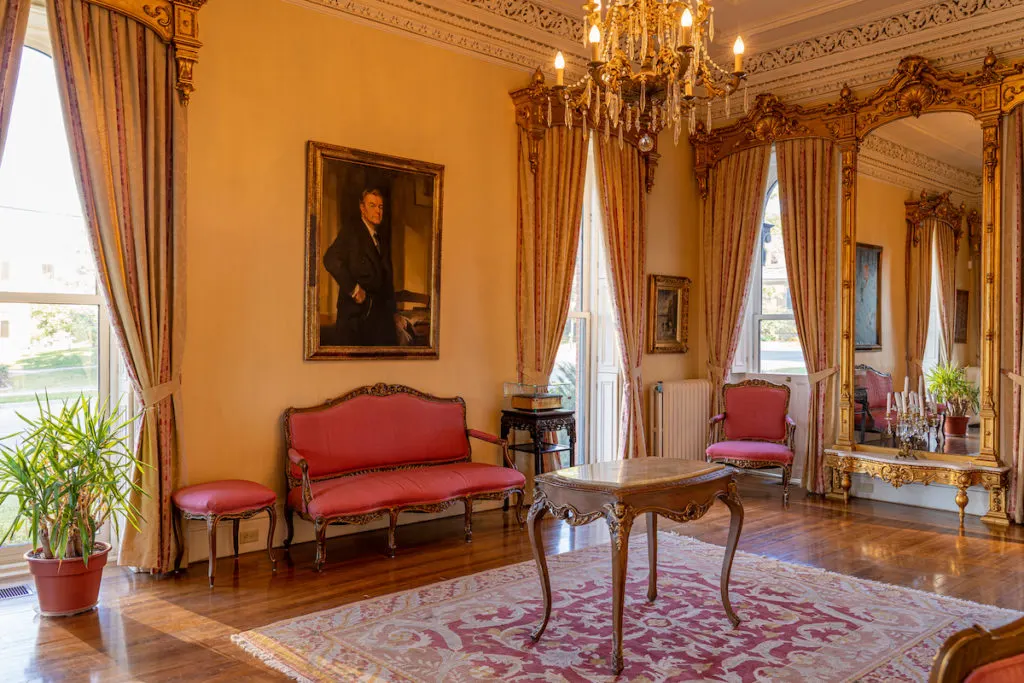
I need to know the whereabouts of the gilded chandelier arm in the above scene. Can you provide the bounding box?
[287,448,313,507]
[468,429,517,471]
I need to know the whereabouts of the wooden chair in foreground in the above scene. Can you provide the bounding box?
[705,379,796,504]
[930,616,1024,682]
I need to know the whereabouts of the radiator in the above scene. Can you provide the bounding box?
[651,379,712,460]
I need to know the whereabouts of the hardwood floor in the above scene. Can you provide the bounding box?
[3,475,1023,682]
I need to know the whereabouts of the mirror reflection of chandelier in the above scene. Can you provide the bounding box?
[551,0,747,149]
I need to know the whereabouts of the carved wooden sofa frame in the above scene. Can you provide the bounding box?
[282,384,526,571]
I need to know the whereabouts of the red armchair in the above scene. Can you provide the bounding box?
[705,379,796,504]
[854,364,894,435]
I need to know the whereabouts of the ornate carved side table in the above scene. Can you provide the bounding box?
[500,408,576,475]
[527,459,744,674]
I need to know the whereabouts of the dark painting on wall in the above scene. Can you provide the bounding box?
[304,142,443,360]
[646,274,690,353]
[855,243,882,350]
[954,289,969,344]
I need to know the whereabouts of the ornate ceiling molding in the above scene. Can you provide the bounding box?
[859,134,982,204]
[745,0,1024,77]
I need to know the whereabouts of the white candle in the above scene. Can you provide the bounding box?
[733,36,744,72]
[554,52,565,86]
[904,376,910,395]
[919,376,925,401]
[589,25,601,61]
[886,392,892,415]
[680,8,692,46]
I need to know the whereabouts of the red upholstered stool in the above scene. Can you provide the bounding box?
[172,480,278,587]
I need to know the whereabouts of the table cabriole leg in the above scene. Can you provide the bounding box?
[646,512,657,602]
[528,498,552,642]
[719,482,743,628]
[605,503,634,675]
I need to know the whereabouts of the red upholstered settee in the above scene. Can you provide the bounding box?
[283,384,526,571]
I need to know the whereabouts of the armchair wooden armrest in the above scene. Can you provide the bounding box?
[468,429,517,470]
[287,448,313,507]
[707,413,726,450]
[785,416,797,452]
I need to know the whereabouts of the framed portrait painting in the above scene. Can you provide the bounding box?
[954,289,969,344]
[854,243,882,351]
[304,142,443,360]
[646,274,690,353]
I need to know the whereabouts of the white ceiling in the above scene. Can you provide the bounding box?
[869,112,983,175]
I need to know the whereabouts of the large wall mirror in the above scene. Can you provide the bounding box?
[854,113,983,459]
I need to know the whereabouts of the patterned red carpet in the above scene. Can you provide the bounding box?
[233,532,1019,682]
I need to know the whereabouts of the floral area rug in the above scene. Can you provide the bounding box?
[232,532,1019,682]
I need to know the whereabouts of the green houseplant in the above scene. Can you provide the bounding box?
[925,362,981,437]
[0,394,142,616]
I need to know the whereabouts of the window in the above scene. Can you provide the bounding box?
[734,149,807,375]
[0,37,123,564]
[551,142,622,464]
[923,237,943,374]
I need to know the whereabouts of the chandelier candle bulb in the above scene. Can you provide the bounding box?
[589,25,601,61]
[554,51,565,86]
[681,7,692,45]
[733,36,744,72]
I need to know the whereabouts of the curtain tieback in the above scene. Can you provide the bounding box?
[808,366,839,385]
[1003,370,1024,387]
[142,378,180,408]
[707,363,726,379]
[629,367,642,381]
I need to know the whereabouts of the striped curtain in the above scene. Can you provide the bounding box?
[776,138,838,495]
[702,146,771,413]
[594,136,647,460]
[0,0,31,159]
[47,0,187,571]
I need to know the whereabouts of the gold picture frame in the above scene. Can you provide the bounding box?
[304,142,444,360]
[646,274,690,353]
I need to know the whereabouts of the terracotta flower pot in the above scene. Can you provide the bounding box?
[25,542,110,617]
[944,415,970,438]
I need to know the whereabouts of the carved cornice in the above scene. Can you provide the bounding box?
[906,190,966,248]
[859,134,983,202]
[745,0,1024,78]
[84,0,207,104]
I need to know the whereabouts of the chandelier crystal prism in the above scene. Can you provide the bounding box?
[551,0,747,149]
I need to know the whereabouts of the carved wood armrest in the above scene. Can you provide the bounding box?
[468,429,517,471]
[287,448,313,507]
[707,413,726,450]
[786,416,797,452]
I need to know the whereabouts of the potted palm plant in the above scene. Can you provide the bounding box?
[0,395,142,616]
[926,362,981,438]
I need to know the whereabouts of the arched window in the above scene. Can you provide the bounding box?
[0,20,118,553]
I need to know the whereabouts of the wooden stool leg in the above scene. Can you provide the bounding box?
[232,518,240,557]
[266,505,277,571]
[172,506,185,572]
[207,516,219,588]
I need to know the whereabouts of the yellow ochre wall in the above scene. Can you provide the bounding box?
[854,174,910,380]
[183,0,703,524]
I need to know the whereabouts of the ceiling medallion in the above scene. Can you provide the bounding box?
[548,0,747,147]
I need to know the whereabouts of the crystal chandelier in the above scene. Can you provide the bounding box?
[551,0,747,150]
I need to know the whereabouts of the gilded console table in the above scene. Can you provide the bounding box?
[824,448,1010,528]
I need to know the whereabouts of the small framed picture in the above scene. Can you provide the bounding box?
[854,243,882,351]
[646,274,690,353]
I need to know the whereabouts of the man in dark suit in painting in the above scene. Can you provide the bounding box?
[323,188,398,346]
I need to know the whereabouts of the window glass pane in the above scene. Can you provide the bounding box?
[760,184,793,315]
[759,318,806,375]
[551,318,585,462]
[567,237,584,313]
[0,48,95,295]
[0,303,99,546]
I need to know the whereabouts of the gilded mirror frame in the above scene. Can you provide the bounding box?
[692,53,1024,466]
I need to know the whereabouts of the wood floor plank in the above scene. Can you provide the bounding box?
[1,475,1022,682]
